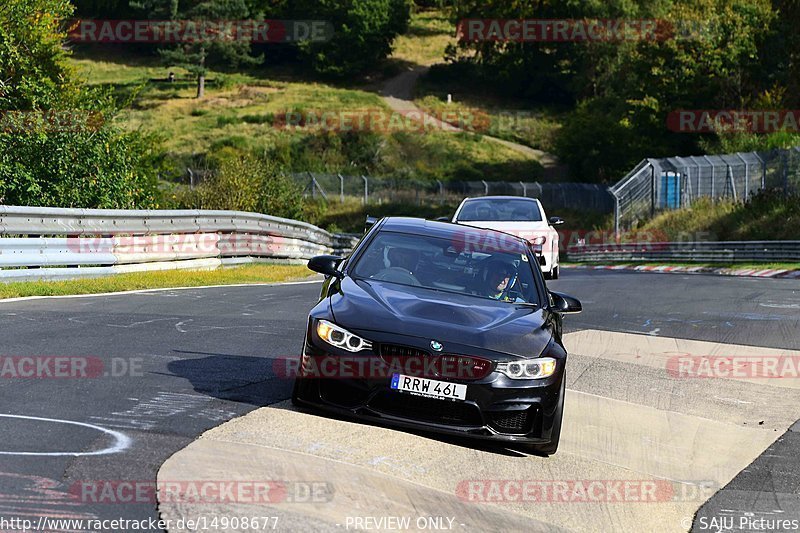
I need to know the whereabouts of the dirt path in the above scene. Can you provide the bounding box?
[380,64,561,170]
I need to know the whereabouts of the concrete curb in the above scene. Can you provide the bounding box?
[564,264,800,279]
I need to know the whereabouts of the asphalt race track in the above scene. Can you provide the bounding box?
[0,270,798,532]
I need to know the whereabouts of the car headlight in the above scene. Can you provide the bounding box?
[316,320,372,352]
[496,357,557,379]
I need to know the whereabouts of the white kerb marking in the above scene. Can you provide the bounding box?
[0,414,131,456]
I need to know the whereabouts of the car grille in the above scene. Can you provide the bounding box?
[379,344,493,381]
[488,408,536,435]
[368,392,483,427]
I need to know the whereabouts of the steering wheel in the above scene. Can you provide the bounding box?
[373,267,422,286]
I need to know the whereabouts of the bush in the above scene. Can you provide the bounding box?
[197,153,306,220]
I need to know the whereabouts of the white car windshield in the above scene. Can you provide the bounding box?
[457,199,542,222]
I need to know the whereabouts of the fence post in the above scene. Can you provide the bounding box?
[650,165,656,215]
[613,193,621,241]
[308,171,316,200]
[437,180,444,204]
[520,181,527,197]
[726,165,737,201]
[481,180,488,196]
[362,175,369,205]
[782,150,790,195]
[736,153,748,200]
[751,152,766,190]
[338,174,344,204]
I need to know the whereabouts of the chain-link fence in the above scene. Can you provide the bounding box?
[611,147,800,235]
[293,173,614,212]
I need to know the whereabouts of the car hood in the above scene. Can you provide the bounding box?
[329,277,553,359]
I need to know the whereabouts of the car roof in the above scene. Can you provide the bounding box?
[462,196,540,202]
[378,217,529,245]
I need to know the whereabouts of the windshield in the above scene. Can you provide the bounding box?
[457,199,543,222]
[351,231,540,305]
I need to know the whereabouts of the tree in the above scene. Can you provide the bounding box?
[0,0,162,208]
[131,0,263,98]
[285,0,412,77]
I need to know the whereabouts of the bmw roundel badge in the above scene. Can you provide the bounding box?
[430,340,443,352]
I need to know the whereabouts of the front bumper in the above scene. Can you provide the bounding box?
[293,330,564,446]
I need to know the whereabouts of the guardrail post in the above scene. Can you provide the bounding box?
[481,180,489,196]
[362,175,369,205]
[520,181,527,197]
[338,174,345,204]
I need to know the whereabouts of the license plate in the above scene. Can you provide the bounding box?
[390,373,467,401]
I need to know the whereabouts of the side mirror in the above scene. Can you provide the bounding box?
[308,255,344,279]
[435,216,450,222]
[550,291,582,314]
[549,216,565,226]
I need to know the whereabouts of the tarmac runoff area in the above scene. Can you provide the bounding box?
[157,330,800,532]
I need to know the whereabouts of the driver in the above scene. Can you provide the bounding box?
[482,260,518,301]
[387,247,419,275]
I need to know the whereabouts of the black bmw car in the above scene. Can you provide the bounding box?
[292,217,581,456]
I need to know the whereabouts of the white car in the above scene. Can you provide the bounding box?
[451,196,563,279]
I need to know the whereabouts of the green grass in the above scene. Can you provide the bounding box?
[69,27,541,183]
[391,9,455,66]
[0,264,313,299]
[641,191,800,241]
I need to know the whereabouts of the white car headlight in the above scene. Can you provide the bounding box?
[316,320,372,352]
[496,357,557,380]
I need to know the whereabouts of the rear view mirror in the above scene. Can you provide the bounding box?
[549,216,565,226]
[308,255,344,279]
[550,291,582,314]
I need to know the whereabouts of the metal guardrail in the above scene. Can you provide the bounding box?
[0,206,352,281]
[566,241,800,263]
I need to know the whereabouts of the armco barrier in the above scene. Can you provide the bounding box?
[0,206,350,281]
[566,241,800,263]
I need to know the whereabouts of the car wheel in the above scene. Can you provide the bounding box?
[543,269,552,280]
[552,265,560,280]
[518,372,565,456]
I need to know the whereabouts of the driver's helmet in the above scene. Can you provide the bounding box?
[482,259,517,299]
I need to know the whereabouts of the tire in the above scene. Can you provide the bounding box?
[290,377,303,407]
[552,265,560,280]
[518,372,565,456]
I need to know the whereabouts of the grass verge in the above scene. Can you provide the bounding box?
[0,264,314,300]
